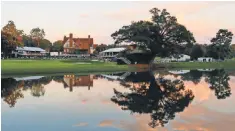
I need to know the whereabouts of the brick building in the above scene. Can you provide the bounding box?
[62,33,97,54]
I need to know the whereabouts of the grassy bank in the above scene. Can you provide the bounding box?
[163,60,235,69]
[1,59,131,75]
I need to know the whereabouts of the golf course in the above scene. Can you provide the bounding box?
[1,59,131,76]
[2,59,235,76]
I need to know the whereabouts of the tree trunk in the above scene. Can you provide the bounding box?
[149,53,157,71]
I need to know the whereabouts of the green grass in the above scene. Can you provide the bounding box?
[1,59,132,76]
[163,60,235,69]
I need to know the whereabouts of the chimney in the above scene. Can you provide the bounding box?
[69,33,73,39]
[69,33,73,47]
[63,36,66,43]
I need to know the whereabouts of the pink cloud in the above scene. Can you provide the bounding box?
[184,79,212,102]
[98,120,115,127]
[172,105,235,131]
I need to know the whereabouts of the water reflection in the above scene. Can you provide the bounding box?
[1,75,95,107]
[205,69,231,99]
[180,70,203,85]
[1,69,234,130]
[1,78,24,107]
[170,69,232,99]
[111,72,194,127]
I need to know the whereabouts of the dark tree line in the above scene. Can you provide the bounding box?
[1,20,64,58]
[111,8,234,62]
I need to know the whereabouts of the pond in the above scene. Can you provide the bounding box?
[1,69,235,131]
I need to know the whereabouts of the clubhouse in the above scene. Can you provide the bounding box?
[63,33,97,54]
[14,46,46,57]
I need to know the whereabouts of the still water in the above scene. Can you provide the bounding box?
[1,69,235,131]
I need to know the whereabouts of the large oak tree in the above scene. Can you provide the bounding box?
[111,8,195,59]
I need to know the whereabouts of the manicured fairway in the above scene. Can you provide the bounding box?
[1,59,130,75]
[164,60,235,69]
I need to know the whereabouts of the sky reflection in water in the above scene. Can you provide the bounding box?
[1,69,235,131]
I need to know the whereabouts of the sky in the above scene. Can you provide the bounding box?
[1,1,235,44]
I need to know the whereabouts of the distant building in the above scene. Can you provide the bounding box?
[14,46,46,57]
[198,57,214,62]
[162,54,191,62]
[197,69,215,72]
[99,47,126,59]
[62,33,97,54]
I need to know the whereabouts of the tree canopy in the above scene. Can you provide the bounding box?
[2,20,23,37]
[190,44,204,60]
[111,8,196,58]
[1,21,24,58]
[39,39,52,51]
[51,40,63,52]
[210,29,233,59]
[30,27,45,46]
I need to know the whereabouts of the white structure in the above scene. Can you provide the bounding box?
[169,70,190,74]
[99,47,126,59]
[100,72,131,80]
[50,52,59,56]
[14,76,44,81]
[15,47,46,57]
[197,69,215,72]
[162,54,191,62]
[198,57,213,62]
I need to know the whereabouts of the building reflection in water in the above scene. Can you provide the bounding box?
[63,75,94,92]
[1,74,95,107]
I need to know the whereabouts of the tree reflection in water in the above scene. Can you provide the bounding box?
[1,78,24,107]
[111,72,194,128]
[205,69,231,99]
[181,70,203,85]
[1,77,51,107]
[175,69,231,99]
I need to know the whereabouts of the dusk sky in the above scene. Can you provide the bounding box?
[1,1,235,44]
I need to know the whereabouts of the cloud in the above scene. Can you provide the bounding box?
[98,120,115,127]
[73,122,88,127]
[172,105,235,131]
[183,79,212,103]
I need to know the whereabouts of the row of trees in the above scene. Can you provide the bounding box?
[111,8,234,61]
[189,29,234,60]
[1,21,63,58]
[2,8,234,59]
